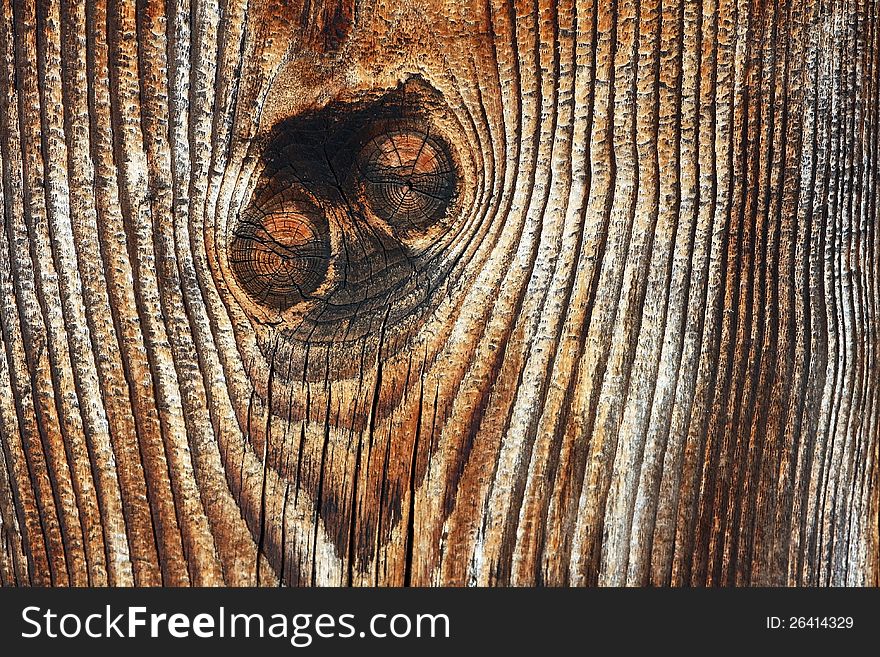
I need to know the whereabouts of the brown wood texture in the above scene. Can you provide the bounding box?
[0,0,877,586]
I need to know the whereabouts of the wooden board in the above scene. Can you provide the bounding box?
[0,0,876,586]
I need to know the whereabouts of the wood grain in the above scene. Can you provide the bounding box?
[0,0,876,586]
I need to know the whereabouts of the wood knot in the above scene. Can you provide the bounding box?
[357,130,456,235]
[229,191,330,310]
[220,76,475,384]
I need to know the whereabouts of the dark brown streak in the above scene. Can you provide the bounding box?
[301,0,355,53]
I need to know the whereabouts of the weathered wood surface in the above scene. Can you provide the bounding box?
[0,0,877,586]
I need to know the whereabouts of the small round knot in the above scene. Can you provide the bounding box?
[230,194,330,310]
[357,130,456,234]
